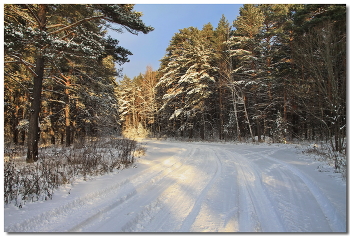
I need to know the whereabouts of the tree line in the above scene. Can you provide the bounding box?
[4,4,346,164]
[118,4,346,153]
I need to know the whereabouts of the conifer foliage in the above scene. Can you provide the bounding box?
[151,4,346,154]
[116,67,159,139]
[156,26,218,139]
[4,4,346,163]
[4,4,153,162]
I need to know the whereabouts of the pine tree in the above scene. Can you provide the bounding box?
[117,75,138,136]
[225,4,265,141]
[4,4,154,162]
[292,4,346,152]
[213,15,231,140]
[137,66,159,135]
[156,28,195,137]
[156,25,218,139]
[253,4,295,141]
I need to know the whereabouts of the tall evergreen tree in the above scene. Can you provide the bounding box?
[4,4,154,162]
[226,4,265,141]
[156,25,218,139]
[254,4,295,142]
[117,75,139,133]
[213,15,231,140]
[292,4,346,152]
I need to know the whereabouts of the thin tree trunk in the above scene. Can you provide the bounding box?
[257,120,261,142]
[64,75,71,146]
[201,113,205,140]
[13,103,19,145]
[254,88,261,142]
[49,107,55,145]
[231,87,241,141]
[242,92,254,142]
[218,85,224,140]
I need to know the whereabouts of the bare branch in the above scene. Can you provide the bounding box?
[49,15,104,35]
[25,4,41,27]
[4,72,31,92]
[46,23,67,29]
[5,55,37,77]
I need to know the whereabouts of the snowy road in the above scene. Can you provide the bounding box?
[4,140,346,232]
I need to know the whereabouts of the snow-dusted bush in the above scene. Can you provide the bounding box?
[4,138,140,208]
[251,136,273,144]
[271,111,288,143]
[122,123,149,140]
[303,142,346,179]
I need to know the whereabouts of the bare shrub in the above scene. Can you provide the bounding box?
[303,143,346,179]
[133,145,147,157]
[4,137,141,207]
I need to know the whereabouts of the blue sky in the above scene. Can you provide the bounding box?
[108,4,243,79]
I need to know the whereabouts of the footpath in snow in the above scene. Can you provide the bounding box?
[4,140,347,232]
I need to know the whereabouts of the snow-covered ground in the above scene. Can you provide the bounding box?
[4,140,346,232]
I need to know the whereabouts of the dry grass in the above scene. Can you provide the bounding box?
[4,137,142,208]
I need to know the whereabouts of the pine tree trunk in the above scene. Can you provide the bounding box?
[61,132,64,144]
[254,89,261,142]
[200,113,205,140]
[13,104,19,145]
[231,88,241,141]
[218,86,224,140]
[26,55,45,162]
[26,4,47,163]
[243,93,254,142]
[65,76,71,146]
[20,130,26,145]
[257,120,261,142]
[49,107,56,144]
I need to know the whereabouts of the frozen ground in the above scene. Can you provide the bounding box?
[4,140,346,232]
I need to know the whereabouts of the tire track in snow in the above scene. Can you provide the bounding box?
[187,147,239,232]
[125,146,221,232]
[214,148,240,232]
[69,147,198,232]
[141,147,215,232]
[257,152,346,232]
[178,147,222,232]
[232,147,345,232]
[5,177,131,232]
[119,163,196,232]
[263,164,310,232]
[264,160,324,232]
[228,149,286,232]
[68,162,183,232]
[79,146,199,232]
[6,141,345,232]
[5,144,194,232]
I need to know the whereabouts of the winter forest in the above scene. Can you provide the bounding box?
[119,4,346,151]
[3,5,346,204]
[2,4,348,233]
